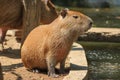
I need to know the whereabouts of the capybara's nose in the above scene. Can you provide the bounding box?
[89,19,93,28]
[89,22,93,27]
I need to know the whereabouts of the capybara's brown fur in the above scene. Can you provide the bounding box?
[0,0,57,28]
[21,9,93,77]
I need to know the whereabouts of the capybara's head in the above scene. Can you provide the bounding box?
[40,0,58,24]
[59,8,93,35]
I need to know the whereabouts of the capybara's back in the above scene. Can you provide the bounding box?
[21,9,93,77]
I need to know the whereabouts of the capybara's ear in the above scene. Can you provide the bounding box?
[60,8,69,18]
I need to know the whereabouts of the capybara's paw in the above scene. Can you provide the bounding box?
[32,69,39,73]
[48,72,59,78]
[27,68,40,73]
[32,68,40,73]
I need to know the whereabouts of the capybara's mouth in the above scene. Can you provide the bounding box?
[85,21,92,32]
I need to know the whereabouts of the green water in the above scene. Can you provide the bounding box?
[79,42,120,80]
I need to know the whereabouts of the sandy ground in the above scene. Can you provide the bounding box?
[0,30,69,80]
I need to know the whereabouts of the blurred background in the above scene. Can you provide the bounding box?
[52,0,120,28]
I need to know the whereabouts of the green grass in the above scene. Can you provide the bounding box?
[56,6,120,28]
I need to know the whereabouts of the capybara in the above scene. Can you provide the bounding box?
[0,63,3,80]
[0,0,58,50]
[21,9,93,77]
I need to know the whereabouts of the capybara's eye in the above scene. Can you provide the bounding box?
[73,15,78,19]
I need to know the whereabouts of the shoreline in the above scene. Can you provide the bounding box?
[78,28,120,42]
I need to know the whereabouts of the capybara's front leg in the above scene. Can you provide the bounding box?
[47,56,59,78]
[60,59,66,74]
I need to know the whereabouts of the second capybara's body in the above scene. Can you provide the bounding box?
[0,0,58,51]
[21,9,93,77]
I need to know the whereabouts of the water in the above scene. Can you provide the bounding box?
[79,42,120,80]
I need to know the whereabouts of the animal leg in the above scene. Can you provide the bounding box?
[60,58,66,74]
[46,56,58,78]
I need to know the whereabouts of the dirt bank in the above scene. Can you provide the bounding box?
[78,28,120,42]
